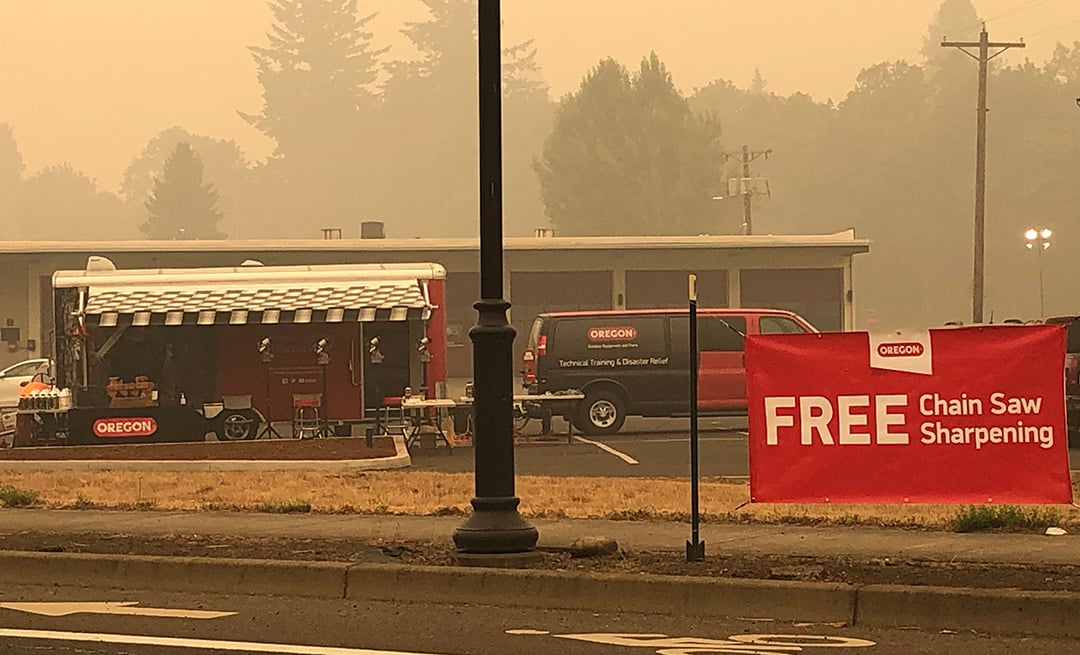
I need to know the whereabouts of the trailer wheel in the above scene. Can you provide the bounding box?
[217,410,259,441]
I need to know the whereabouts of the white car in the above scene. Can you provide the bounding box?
[0,358,51,410]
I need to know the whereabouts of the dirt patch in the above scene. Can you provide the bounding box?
[0,470,1078,529]
[0,437,397,461]
[0,531,1076,593]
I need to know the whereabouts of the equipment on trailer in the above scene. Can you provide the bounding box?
[14,258,447,447]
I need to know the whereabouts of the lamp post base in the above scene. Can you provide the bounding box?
[453,496,539,555]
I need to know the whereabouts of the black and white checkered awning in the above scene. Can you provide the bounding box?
[83,282,432,328]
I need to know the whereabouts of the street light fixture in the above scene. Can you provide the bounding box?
[1023,226,1052,317]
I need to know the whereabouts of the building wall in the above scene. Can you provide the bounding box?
[0,242,864,374]
[0,262,32,369]
[741,268,844,332]
[626,270,729,309]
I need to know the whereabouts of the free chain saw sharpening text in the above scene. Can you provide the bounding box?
[763,392,1059,451]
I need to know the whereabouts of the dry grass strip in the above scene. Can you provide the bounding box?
[2,470,1079,529]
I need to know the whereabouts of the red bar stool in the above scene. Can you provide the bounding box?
[374,395,410,437]
[292,393,323,439]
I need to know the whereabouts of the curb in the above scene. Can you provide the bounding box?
[855,583,1080,639]
[0,435,412,472]
[0,551,1077,639]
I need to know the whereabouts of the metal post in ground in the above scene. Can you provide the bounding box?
[686,273,705,562]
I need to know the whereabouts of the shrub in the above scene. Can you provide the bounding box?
[951,505,1062,533]
[0,486,39,508]
[255,500,312,514]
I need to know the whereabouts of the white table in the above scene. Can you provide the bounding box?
[400,397,456,451]
[457,392,585,444]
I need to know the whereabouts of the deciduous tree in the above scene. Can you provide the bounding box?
[535,53,723,236]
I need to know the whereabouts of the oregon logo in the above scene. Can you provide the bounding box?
[93,418,158,437]
[877,342,925,357]
[588,326,638,341]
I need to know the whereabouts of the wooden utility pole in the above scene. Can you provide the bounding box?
[741,146,754,235]
[722,146,771,235]
[941,26,1024,324]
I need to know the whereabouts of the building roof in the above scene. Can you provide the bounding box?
[0,230,870,255]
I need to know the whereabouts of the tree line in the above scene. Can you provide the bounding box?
[1,0,1078,326]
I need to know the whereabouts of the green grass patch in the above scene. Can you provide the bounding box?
[0,486,39,508]
[255,500,312,514]
[951,505,1062,533]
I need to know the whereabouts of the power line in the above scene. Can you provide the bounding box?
[1024,15,1080,38]
[985,0,1057,24]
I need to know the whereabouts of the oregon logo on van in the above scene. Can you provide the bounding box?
[877,342,925,358]
[588,326,638,342]
[93,418,158,438]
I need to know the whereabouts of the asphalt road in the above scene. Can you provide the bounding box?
[412,416,1080,478]
[0,582,1075,654]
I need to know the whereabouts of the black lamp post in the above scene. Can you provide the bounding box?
[453,0,538,556]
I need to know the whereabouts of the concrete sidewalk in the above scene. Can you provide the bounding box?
[1,509,1076,566]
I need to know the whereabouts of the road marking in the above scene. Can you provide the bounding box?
[731,634,877,648]
[606,436,745,444]
[0,601,235,619]
[573,436,639,464]
[0,628,448,654]
[545,632,875,652]
[505,629,550,635]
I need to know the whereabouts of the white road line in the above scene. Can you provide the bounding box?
[0,601,235,619]
[0,628,447,655]
[606,437,745,445]
[573,436,639,464]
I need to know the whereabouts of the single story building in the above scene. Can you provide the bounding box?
[0,230,870,377]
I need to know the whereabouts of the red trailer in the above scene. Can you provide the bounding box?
[14,257,447,446]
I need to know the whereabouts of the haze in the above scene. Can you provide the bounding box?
[3,0,1078,189]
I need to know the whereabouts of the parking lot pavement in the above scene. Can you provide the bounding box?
[412,415,1080,479]
[410,416,751,478]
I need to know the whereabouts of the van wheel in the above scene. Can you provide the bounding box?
[576,390,626,436]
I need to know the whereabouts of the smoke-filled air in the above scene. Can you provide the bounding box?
[2,0,1080,328]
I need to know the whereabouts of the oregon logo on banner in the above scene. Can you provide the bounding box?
[745,325,1073,504]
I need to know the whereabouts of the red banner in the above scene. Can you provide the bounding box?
[746,326,1073,504]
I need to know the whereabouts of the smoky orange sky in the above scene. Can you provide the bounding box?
[2,0,1079,192]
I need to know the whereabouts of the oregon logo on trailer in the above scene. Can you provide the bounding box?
[93,418,158,438]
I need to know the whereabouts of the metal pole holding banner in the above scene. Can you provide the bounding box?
[686,274,705,562]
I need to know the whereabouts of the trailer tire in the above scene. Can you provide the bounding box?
[216,410,259,441]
